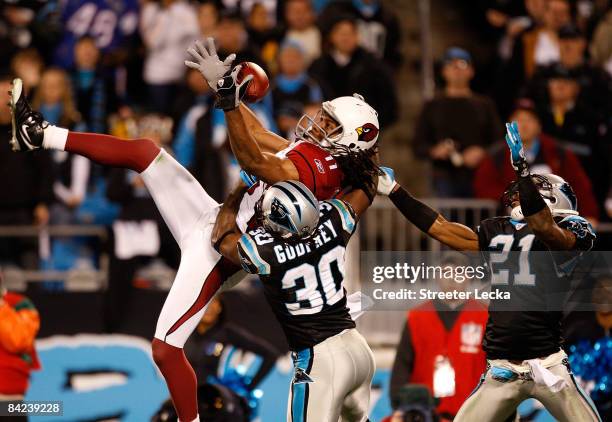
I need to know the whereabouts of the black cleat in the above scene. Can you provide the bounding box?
[9,78,47,151]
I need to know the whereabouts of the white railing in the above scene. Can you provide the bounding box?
[0,206,610,342]
[358,196,499,252]
[0,225,108,291]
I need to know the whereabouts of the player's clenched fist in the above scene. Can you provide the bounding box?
[377,166,398,196]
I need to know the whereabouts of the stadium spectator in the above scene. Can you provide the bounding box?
[246,2,281,70]
[527,25,612,115]
[0,73,52,267]
[309,15,398,128]
[319,0,403,69]
[32,68,82,131]
[389,253,488,420]
[413,47,502,197]
[283,0,321,66]
[0,2,39,66]
[50,0,140,69]
[272,41,322,139]
[219,0,279,25]
[215,10,263,66]
[0,275,41,420]
[496,0,572,114]
[558,24,611,106]
[172,68,214,171]
[33,68,92,286]
[10,49,44,94]
[71,36,109,134]
[590,6,612,77]
[537,64,610,211]
[474,98,599,220]
[484,2,536,62]
[140,0,200,113]
[197,0,219,38]
[510,0,572,79]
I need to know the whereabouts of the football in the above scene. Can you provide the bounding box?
[236,61,269,103]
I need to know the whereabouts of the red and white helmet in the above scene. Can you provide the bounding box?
[296,93,379,153]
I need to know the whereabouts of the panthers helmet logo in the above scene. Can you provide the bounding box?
[355,123,378,142]
[270,198,297,232]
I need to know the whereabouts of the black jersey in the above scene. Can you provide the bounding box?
[478,214,595,360]
[236,199,357,351]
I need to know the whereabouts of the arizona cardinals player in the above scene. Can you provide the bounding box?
[9,39,380,422]
[186,38,381,234]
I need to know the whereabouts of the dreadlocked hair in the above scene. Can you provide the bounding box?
[331,144,383,202]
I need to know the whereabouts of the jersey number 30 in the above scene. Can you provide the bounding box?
[281,246,345,315]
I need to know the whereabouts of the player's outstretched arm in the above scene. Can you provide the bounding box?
[211,182,246,265]
[378,167,479,251]
[185,38,297,182]
[224,107,299,184]
[238,104,290,154]
[504,122,578,250]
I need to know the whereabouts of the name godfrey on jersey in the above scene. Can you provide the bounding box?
[273,219,339,263]
[372,288,511,301]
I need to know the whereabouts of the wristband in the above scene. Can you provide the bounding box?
[518,175,547,217]
[389,187,439,233]
[514,159,530,178]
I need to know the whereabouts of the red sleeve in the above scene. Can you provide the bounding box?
[473,155,507,200]
[561,151,599,219]
[285,142,344,200]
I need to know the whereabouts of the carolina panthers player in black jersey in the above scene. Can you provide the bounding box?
[377,121,601,422]
[213,180,375,422]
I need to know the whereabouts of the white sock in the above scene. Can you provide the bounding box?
[179,416,199,422]
[43,125,68,150]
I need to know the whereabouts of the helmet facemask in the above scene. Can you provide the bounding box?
[295,109,343,149]
[502,174,578,220]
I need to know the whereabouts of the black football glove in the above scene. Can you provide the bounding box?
[214,65,253,111]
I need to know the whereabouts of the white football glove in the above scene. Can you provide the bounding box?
[185,37,236,91]
[377,166,398,196]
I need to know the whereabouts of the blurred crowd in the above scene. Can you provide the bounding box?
[2,0,611,277]
[0,1,610,421]
[418,0,612,224]
[0,0,401,280]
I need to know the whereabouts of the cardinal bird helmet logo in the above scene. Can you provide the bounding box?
[355,123,378,143]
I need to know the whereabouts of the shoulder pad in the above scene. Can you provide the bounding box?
[237,234,271,275]
[239,169,259,188]
[326,199,356,234]
[558,215,596,251]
